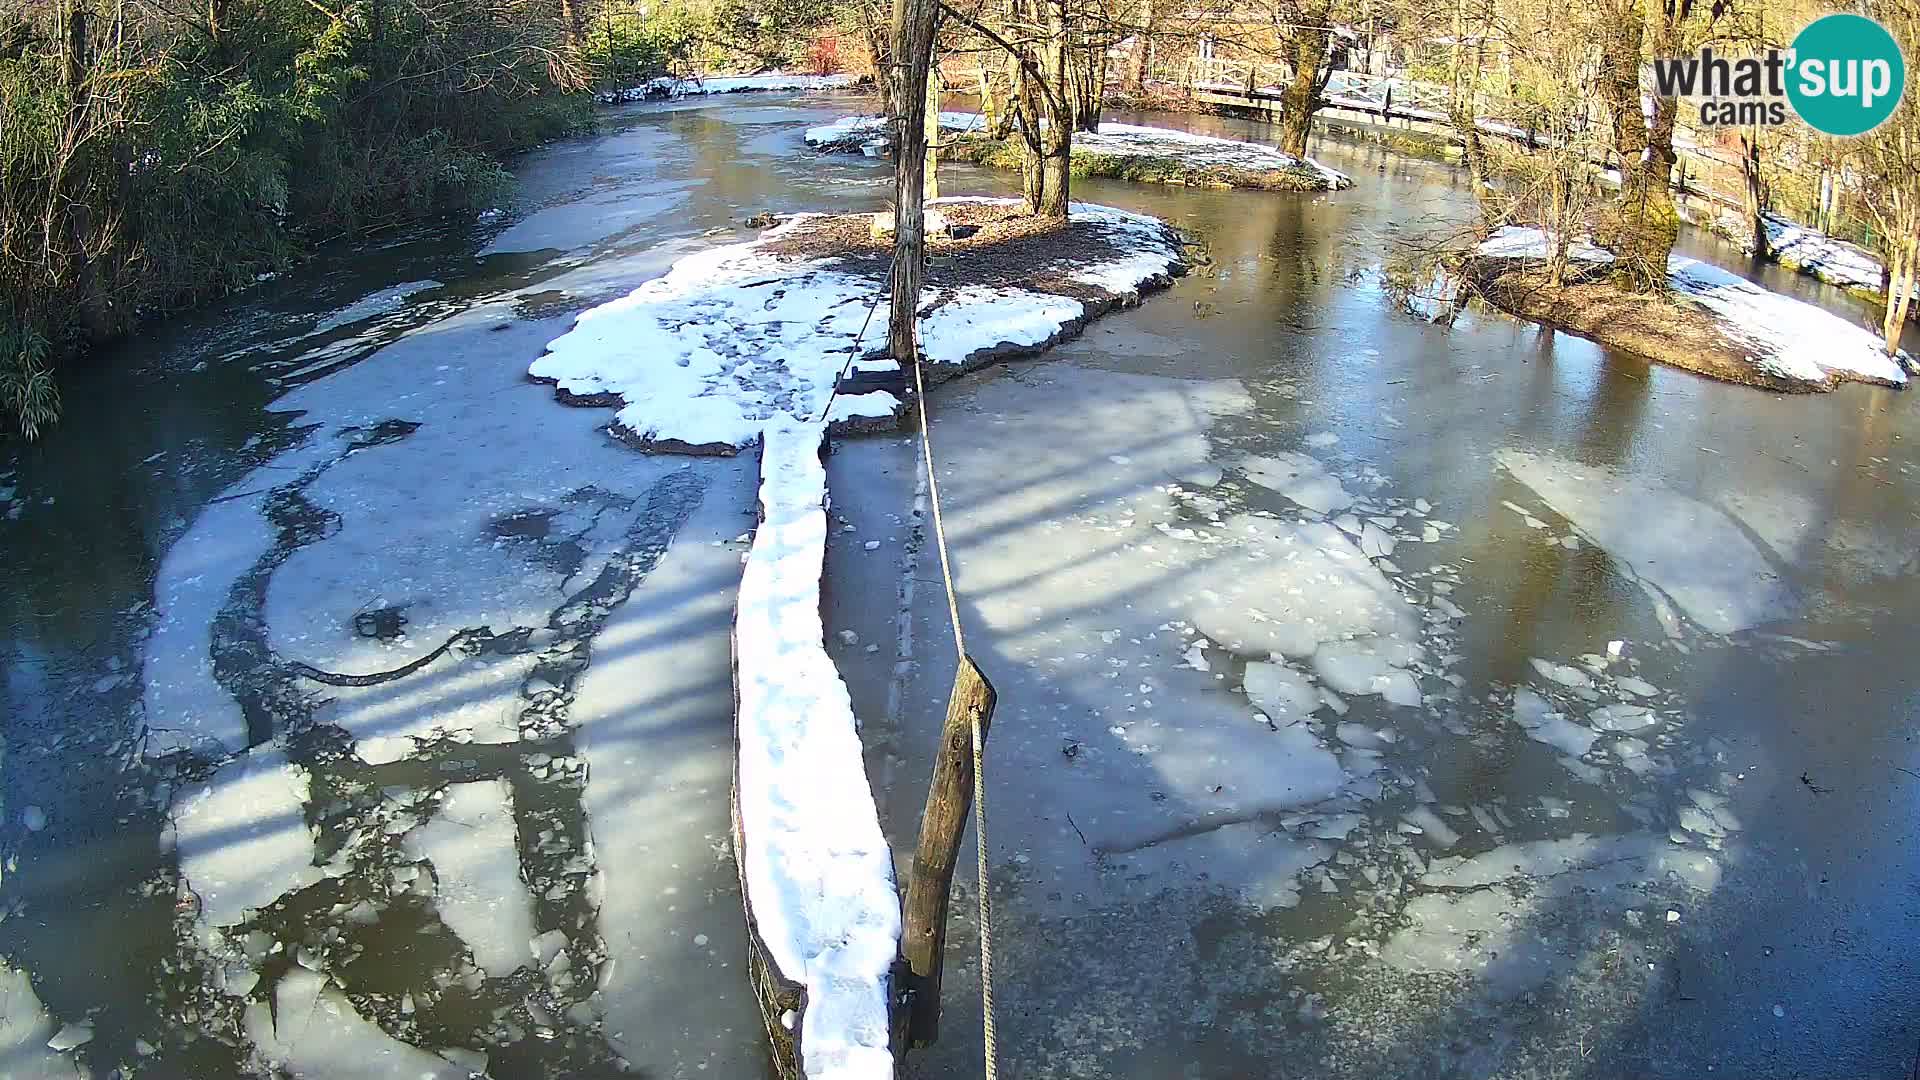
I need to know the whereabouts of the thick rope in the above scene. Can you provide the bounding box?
[909,336,996,1080]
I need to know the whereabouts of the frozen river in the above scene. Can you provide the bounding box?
[3,92,1918,1078]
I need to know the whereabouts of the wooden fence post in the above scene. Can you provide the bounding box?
[899,656,996,1047]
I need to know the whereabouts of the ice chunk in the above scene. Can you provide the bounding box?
[1242,661,1317,722]
[405,779,535,978]
[1589,704,1658,732]
[170,747,319,938]
[1189,517,1419,659]
[1529,657,1592,688]
[0,962,84,1078]
[1237,453,1353,516]
[1500,450,1791,633]
[1512,688,1599,758]
[246,966,470,1078]
[1402,806,1461,849]
[1311,639,1422,707]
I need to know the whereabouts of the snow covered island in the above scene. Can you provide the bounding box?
[529,196,1187,1079]
[1466,226,1911,393]
[806,112,1353,192]
[530,197,1190,452]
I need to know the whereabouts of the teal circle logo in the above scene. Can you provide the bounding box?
[1787,14,1906,136]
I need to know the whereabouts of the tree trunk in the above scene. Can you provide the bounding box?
[1740,129,1767,257]
[1275,3,1332,158]
[1447,0,1490,217]
[1596,0,1674,292]
[924,62,940,202]
[558,0,583,49]
[1128,0,1153,92]
[887,0,939,361]
[1037,0,1072,217]
[1885,231,1915,355]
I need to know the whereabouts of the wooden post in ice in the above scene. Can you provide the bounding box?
[887,0,938,362]
[900,656,995,1047]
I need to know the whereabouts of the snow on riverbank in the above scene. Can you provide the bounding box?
[597,73,857,104]
[805,112,1352,189]
[1475,227,1909,390]
[529,198,1187,452]
[1677,201,1912,300]
[734,420,897,1080]
[1667,256,1907,387]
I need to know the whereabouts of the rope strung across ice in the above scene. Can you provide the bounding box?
[527,196,1190,1078]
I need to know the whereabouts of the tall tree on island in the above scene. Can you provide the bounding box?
[945,0,1077,218]
[889,0,941,360]
[1272,0,1336,157]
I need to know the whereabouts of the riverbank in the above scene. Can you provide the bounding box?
[594,72,860,104]
[805,112,1351,191]
[1467,227,1909,393]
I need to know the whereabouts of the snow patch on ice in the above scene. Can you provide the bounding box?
[1476,226,1616,265]
[1667,256,1907,387]
[1478,227,1907,387]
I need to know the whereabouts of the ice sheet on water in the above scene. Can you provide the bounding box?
[405,779,535,979]
[170,746,320,940]
[1498,450,1790,634]
[143,486,285,758]
[313,280,442,335]
[1104,823,1334,906]
[245,966,471,1078]
[0,961,85,1079]
[1237,452,1353,516]
[571,459,767,1074]
[1380,833,1721,993]
[1188,516,1419,660]
[324,651,534,766]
